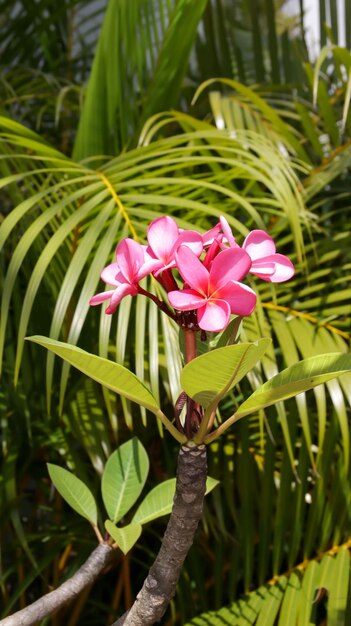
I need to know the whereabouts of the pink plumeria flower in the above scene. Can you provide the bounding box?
[202,216,236,269]
[219,216,237,248]
[202,222,222,246]
[219,216,294,282]
[168,246,256,332]
[201,223,225,270]
[242,230,295,282]
[90,238,161,314]
[146,215,203,275]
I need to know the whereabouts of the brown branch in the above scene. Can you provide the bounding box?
[0,543,113,626]
[2,442,207,626]
[112,441,207,626]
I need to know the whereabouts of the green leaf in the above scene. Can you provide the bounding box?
[234,353,351,420]
[101,438,149,523]
[193,78,309,161]
[181,339,271,408]
[27,336,160,413]
[73,0,207,158]
[277,572,301,626]
[132,478,177,525]
[104,520,142,555]
[132,476,219,525]
[183,550,351,625]
[297,560,320,624]
[47,464,97,525]
[326,549,350,626]
[141,0,208,122]
[255,577,287,626]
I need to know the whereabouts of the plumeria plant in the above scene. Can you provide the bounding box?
[89,214,294,446]
[5,214,351,626]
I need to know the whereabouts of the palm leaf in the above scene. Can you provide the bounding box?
[73,0,208,158]
[184,549,351,625]
[1,114,312,425]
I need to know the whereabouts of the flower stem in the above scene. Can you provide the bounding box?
[182,329,203,437]
[183,328,197,363]
[137,286,177,321]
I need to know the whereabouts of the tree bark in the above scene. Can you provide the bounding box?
[0,543,113,626]
[113,440,207,626]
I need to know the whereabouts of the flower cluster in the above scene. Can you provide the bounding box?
[90,216,294,332]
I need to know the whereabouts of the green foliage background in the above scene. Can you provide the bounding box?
[0,1,351,624]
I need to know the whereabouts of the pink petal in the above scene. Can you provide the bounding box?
[153,260,177,276]
[141,244,154,261]
[219,216,236,248]
[153,230,204,276]
[243,230,276,260]
[101,262,121,286]
[251,254,295,282]
[197,299,231,332]
[136,258,164,281]
[168,289,207,311]
[175,246,209,294]
[202,223,221,246]
[105,284,136,314]
[209,248,251,291]
[89,290,115,306]
[203,239,221,269]
[116,239,145,283]
[147,216,179,263]
[249,261,275,277]
[217,281,257,316]
[172,230,203,257]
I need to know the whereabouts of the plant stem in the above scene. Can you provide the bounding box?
[113,441,207,626]
[137,286,178,322]
[0,544,113,626]
[183,328,197,363]
[183,328,202,437]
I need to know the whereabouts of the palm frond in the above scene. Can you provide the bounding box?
[0,113,312,428]
[72,0,208,159]
[184,547,351,625]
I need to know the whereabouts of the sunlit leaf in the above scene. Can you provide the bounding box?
[234,353,351,419]
[101,438,149,523]
[184,551,351,625]
[47,464,97,525]
[27,336,160,413]
[181,339,271,408]
[133,476,219,525]
[104,520,142,555]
